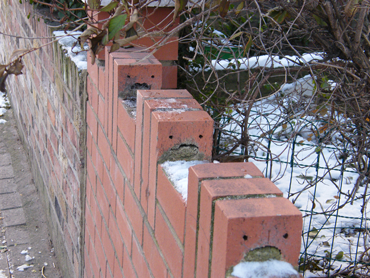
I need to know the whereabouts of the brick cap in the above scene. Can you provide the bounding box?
[202,178,283,198]
[190,162,264,180]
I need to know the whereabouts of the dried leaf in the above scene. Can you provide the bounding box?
[78,27,99,48]
[100,1,118,12]
[10,49,30,61]
[174,0,188,19]
[219,0,230,18]
[0,73,8,92]
[7,59,24,76]
[88,0,101,10]
[109,42,120,53]
[0,65,6,77]
[89,30,107,65]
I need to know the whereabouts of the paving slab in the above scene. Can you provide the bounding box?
[0,180,16,194]
[0,153,11,167]
[5,226,30,246]
[0,165,14,180]
[2,208,26,227]
[0,193,22,210]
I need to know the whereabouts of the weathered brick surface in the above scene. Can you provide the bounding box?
[0,2,86,278]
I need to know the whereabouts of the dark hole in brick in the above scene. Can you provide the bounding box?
[127,75,131,78]
[151,75,155,78]
[199,135,203,138]
[169,135,173,139]
[283,233,288,239]
[243,235,248,241]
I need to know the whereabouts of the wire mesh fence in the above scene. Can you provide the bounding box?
[207,105,370,277]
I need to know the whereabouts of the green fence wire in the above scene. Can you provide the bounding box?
[207,107,370,277]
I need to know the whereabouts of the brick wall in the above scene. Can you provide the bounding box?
[84,44,303,277]
[0,1,303,277]
[0,1,86,277]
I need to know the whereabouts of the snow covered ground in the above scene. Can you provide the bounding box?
[0,91,9,124]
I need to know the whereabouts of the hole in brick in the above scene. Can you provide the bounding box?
[243,235,248,241]
[169,135,173,139]
[127,75,131,78]
[283,233,289,239]
[199,135,203,138]
[151,75,155,78]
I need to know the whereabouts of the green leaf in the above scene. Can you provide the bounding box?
[235,1,243,15]
[108,14,127,40]
[229,31,243,41]
[243,35,253,56]
[335,251,344,260]
[100,1,118,12]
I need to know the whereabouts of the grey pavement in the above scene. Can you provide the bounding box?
[0,109,61,278]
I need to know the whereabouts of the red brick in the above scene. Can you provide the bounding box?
[87,52,99,87]
[157,166,186,243]
[98,126,111,168]
[113,256,124,278]
[94,232,107,276]
[96,181,110,224]
[162,65,177,89]
[116,134,134,185]
[47,99,56,126]
[196,178,283,278]
[123,247,137,278]
[87,77,99,114]
[183,162,264,278]
[148,110,213,227]
[134,89,195,220]
[87,102,98,139]
[102,224,115,274]
[98,65,106,98]
[141,7,179,32]
[102,165,116,211]
[116,200,133,254]
[131,37,179,61]
[143,224,168,278]
[98,95,106,130]
[155,206,183,278]
[105,47,131,149]
[117,101,136,153]
[211,198,302,277]
[124,185,143,245]
[89,239,101,276]
[132,237,152,278]
[110,157,124,203]
[108,210,124,265]
[113,51,162,93]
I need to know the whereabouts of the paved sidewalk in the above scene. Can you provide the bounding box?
[0,109,61,277]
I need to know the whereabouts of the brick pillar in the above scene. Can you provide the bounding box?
[183,163,303,277]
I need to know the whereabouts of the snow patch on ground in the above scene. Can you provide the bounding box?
[161,160,209,201]
[53,31,88,70]
[0,91,9,124]
[211,53,324,71]
[231,260,299,278]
